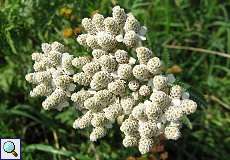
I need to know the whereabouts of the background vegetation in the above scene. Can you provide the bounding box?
[0,0,229,159]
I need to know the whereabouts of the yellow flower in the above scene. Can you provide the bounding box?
[126,156,136,160]
[59,7,73,18]
[62,28,73,38]
[167,65,183,74]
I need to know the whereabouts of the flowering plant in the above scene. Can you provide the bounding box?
[25,6,197,154]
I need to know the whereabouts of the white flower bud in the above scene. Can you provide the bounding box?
[90,71,112,90]
[153,75,168,90]
[86,34,100,49]
[164,126,181,140]
[53,75,72,89]
[170,85,182,99]
[82,18,97,34]
[92,13,105,31]
[90,127,107,141]
[138,120,158,137]
[91,112,108,127]
[96,31,117,51]
[136,47,152,64]
[181,99,197,115]
[33,71,52,84]
[42,89,67,110]
[117,64,133,80]
[72,56,91,69]
[114,49,129,64]
[98,55,117,72]
[133,64,150,81]
[25,73,35,83]
[31,52,43,62]
[94,89,113,107]
[123,135,139,147]
[73,72,92,86]
[139,85,151,96]
[84,97,99,111]
[30,83,52,97]
[41,43,51,53]
[77,34,88,46]
[120,117,139,135]
[150,91,171,108]
[51,41,65,52]
[92,49,108,59]
[112,6,126,28]
[123,30,139,48]
[73,111,93,129]
[108,80,126,95]
[46,50,62,66]
[128,80,140,91]
[33,61,46,71]
[104,17,120,35]
[103,100,122,121]
[62,53,74,75]
[164,106,183,121]
[82,61,101,75]
[120,96,136,115]
[144,101,162,119]
[71,90,93,106]
[147,57,162,74]
[132,103,147,121]
[138,137,154,154]
[124,13,141,33]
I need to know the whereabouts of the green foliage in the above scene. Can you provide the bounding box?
[0,0,229,159]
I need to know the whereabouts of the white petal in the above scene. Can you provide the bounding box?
[139,26,147,36]
[138,35,146,41]
[182,92,190,99]
[115,34,124,42]
[172,98,181,106]
[68,83,76,92]
[128,57,136,65]
[41,43,51,53]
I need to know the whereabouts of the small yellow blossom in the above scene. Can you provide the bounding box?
[126,156,136,160]
[62,28,73,38]
[59,7,73,18]
[167,65,183,74]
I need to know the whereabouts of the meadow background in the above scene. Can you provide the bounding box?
[0,0,230,159]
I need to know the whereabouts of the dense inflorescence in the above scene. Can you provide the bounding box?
[26,6,197,154]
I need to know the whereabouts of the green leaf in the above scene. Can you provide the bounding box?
[182,116,193,129]
[25,144,91,160]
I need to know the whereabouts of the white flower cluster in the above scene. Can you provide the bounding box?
[77,6,147,51]
[26,6,197,154]
[25,42,76,111]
